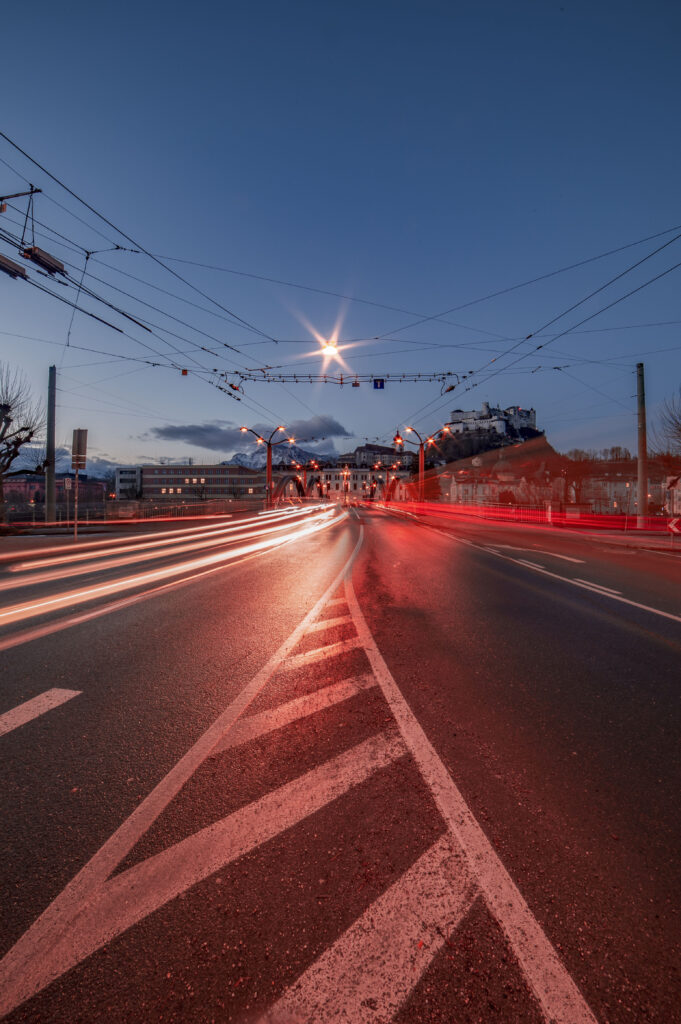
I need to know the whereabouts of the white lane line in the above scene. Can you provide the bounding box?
[516,559,545,570]
[324,596,349,609]
[535,550,585,564]
[263,835,477,1024]
[0,730,405,1018]
[345,553,598,1024]
[478,545,681,625]
[573,578,621,595]
[212,674,377,755]
[283,635,363,671]
[0,689,81,738]
[304,614,354,634]
[484,546,500,555]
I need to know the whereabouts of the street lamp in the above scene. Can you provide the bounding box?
[240,425,295,507]
[393,427,435,502]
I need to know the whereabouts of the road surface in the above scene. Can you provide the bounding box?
[0,504,679,1022]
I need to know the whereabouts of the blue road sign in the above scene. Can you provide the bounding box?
[373,378,385,390]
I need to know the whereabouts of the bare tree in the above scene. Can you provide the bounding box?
[656,388,681,456]
[0,363,46,523]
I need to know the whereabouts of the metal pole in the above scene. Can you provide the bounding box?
[45,365,56,523]
[266,443,272,508]
[419,443,425,502]
[636,362,648,529]
[74,468,79,540]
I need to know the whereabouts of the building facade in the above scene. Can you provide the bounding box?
[139,464,265,501]
[448,402,536,436]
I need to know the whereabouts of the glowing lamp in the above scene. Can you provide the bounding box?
[240,426,248,432]
[322,343,338,356]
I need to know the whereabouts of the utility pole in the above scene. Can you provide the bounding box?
[636,362,648,529]
[45,365,56,523]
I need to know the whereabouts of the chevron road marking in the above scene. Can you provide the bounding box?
[264,834,477,1024]
[344,538,598,1024]
[212,673,377,755]
[0,531,365,1018]
[282,635,363,671]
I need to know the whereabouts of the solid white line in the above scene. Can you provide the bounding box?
[517,559,545,570]
[0,731,405,1018]
[263,835,477,1024]
[345,556,598,1024]
[324,596,349,609]
[0,688,81,738]
[482,546,681,625]
[304,614,354,634]
[573,578,621,595]
[283,635,363,671]
[212,674,377,754]
[535,550,585,564]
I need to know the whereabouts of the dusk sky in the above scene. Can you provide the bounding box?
[1,0,680,470]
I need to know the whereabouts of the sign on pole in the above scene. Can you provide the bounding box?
[668,518,681,535]
[63,478,72,490]
[373,378,385,390]
[71,429,87,470]
[71,429,87,540]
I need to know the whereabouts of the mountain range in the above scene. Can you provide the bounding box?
[225,445,337,470]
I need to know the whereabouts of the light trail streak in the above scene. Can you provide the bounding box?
[0,509,342,629]
[0,512,329,592]
[9,506,323,575]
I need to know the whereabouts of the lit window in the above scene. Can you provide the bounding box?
[185,478,189,484]
[177,488,182,493]
[161,488,166,494]
[192,478,197,484]
[200,478,205,484]
[169,488,174,494]
[248,487,253,494]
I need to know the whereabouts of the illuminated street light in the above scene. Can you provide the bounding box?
[394,426,436,501]
[239,425,295,507]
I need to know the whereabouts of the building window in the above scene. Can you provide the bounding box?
[169,488,174,494]
[161,488,166,494]
[177,488,182,494]
[184,478,189,484]
[248,487,253,494]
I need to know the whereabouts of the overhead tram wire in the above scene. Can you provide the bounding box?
[0,208,267,380]
[406,256,681,431]
[153,218,681,342]
[0,131,277,348]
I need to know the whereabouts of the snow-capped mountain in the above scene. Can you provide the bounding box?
[225,444,337,470]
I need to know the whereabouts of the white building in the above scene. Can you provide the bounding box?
[114,466,142,499]
[448,402,536,436]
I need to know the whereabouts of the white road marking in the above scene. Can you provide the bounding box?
[212,674,377,754]
[516,559,545,570]
[304,614,354,634]
[0,688,81,738]
[0,731,405,1018]
[574,578,621,595]
[283,635,363,671]
[0,532,368,1018]
[535,550,585,564]
[476,543,681,624]
[264,835,477,1024]
[325,596,349,609]
[345,552,598,1024]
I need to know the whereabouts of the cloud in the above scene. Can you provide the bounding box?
[149,415,351,453]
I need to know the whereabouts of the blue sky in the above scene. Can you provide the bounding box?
[1,0,680,469]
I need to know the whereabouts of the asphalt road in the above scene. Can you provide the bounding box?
[0,504,679,1023]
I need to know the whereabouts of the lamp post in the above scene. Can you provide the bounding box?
[393,427,434,502]
[240,425,295,508]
